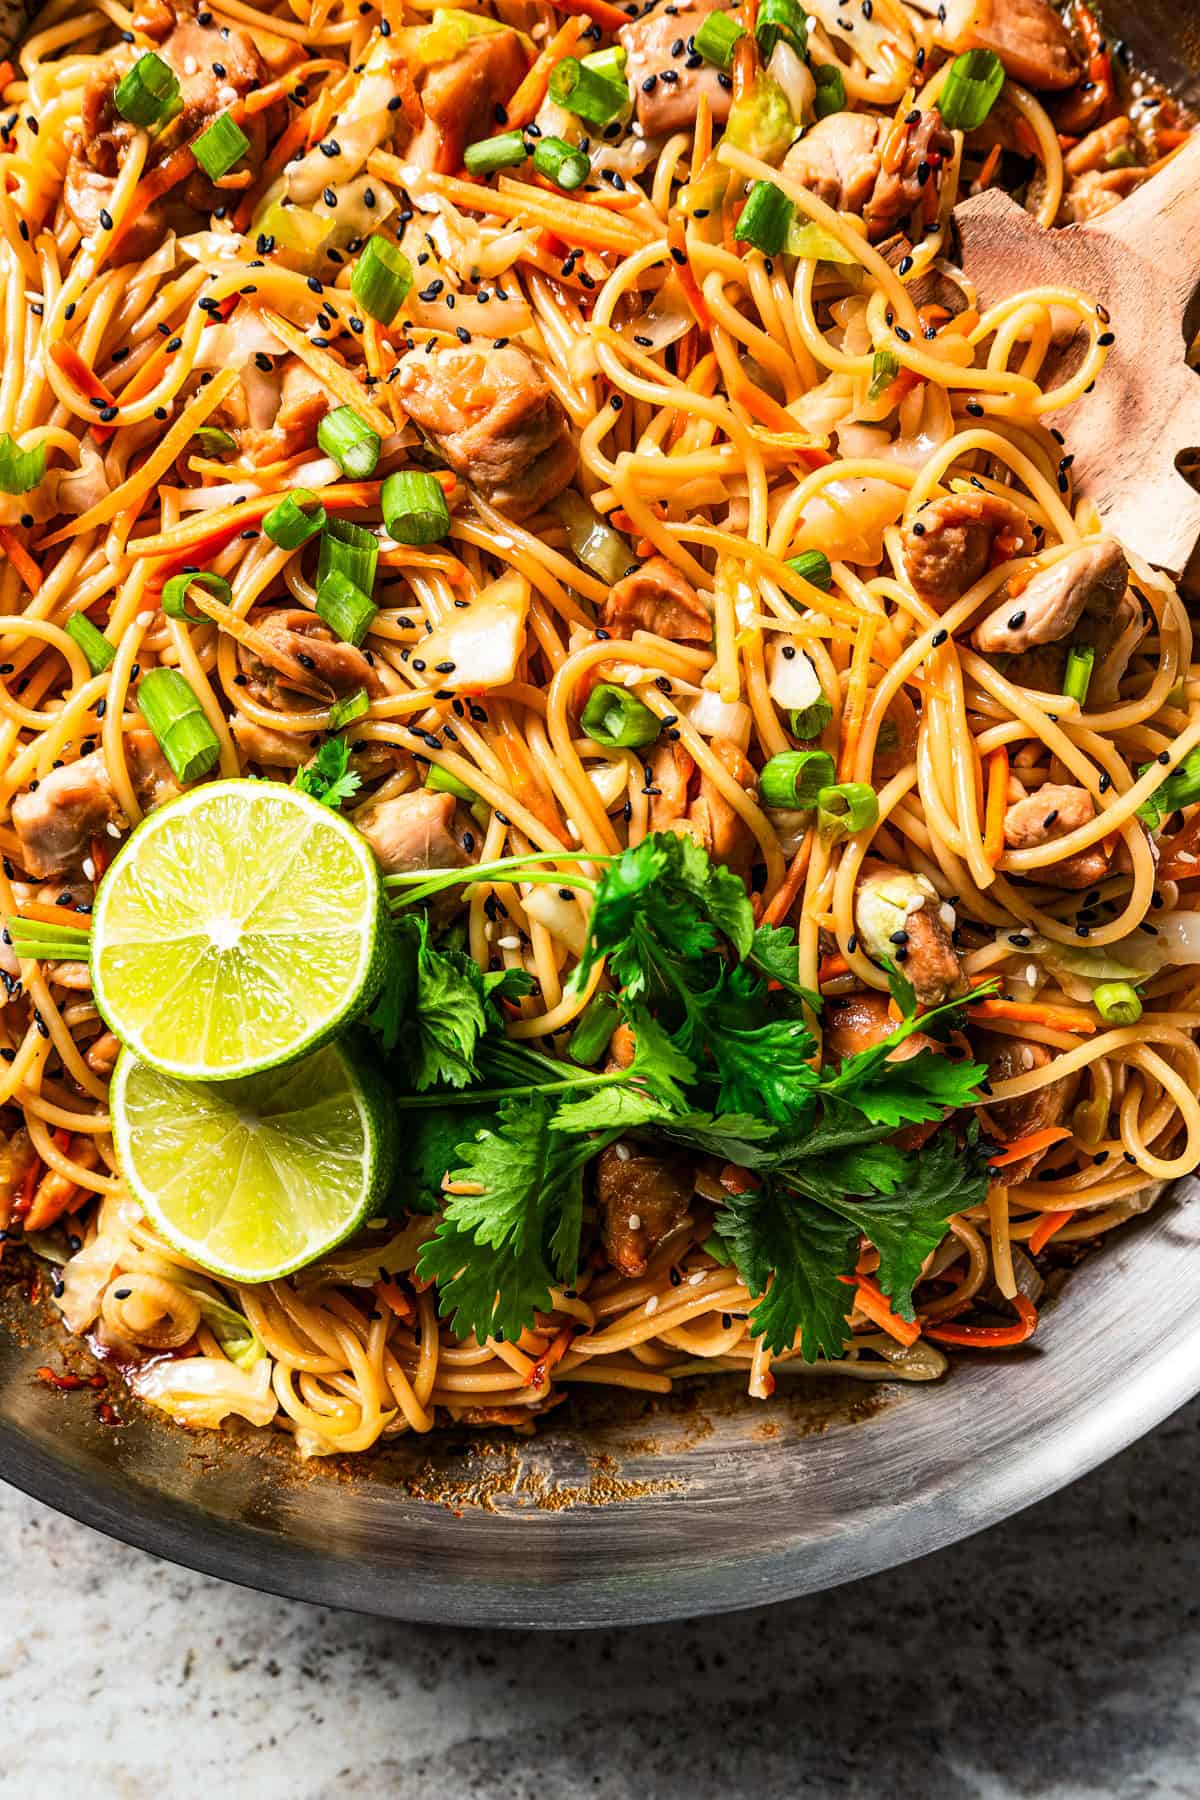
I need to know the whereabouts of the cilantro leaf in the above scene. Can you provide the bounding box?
[293,738,361,810]
[416,1096,620,1342]
[747,923,822,1008]
[721,1182,857,1358]
[881,956,917,1020]
[621,1002,696,1107]
[366,914,489,1087]
[389,1102,498,1215]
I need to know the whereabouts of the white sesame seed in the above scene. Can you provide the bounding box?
[614,1142,631,1162]
[81,858,95,881]
[644,1295,658,1315]
[688,1270,706,1286]
[105,822,121,839]
[627,1212,641,1231]
[496,934,520,950]
[136,610,156,629]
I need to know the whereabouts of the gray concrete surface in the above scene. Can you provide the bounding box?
[2,1394,1198,1799]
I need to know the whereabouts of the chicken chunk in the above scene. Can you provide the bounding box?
[974,1030,1078,1183]
[594,1143,693,1279]
[600,556,711,643]
[125,727,180,813]
[972,538,1128,655]
[1003,782,1095,852]
[229,718,310,769]
[782,112,881,222]
[947,0,1083,91]
[620,0,735,138]
[240,609,384,705]
[86,1030,122,1077]
[855,864,966,1008]
[396,343,576,521]
[647,738,695,833]
[691,736,759,881]
[824,990,941,1063]
[902,492,1034,607]
[863,108,954,241]
[411,31,529,173]
[11,754,119,879]
[355,788,476,878]
[241,359,332,467]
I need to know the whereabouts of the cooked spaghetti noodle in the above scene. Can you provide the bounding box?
[1,0,1197,1453]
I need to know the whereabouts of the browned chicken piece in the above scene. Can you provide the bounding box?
[824,991,942,1064]
[11,754,120,879]
[647,737,695,833]
[396,343,576,522]
[1060,165,1148,224]
[48,961,93,991]
[863,109,954,241]
[410,31,529,173]
[85,1030,122,1077]
[873,690,918,781]
[619,0,735,137]
[902,492,1034,608]
[692,737,759,881]
[1029,846,1112,891]
[355,788,476,877]
[855,863,967,1008]
[131,0,175,36]
[594,1143,694,1279]
[240,608,385,704]
[229,717,309,769]
[947,0,1082,91]
[600,557,711,643]
[241,359,332,467]
[974,1030,1078,1183]
[125,726,180,813]
[782,112,881,222]
[1003,782,1095,852]
[972,538,1128,655]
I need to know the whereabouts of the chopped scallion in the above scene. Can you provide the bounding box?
[788,696,834,741]
[316,569,377,646]
[318,519,378,597]
[1062,643,1095,707]
[462,129,528,175]
[65,613,116,675]
[817,781,879,838]
[532,136,590,191]
[786,549,833,592]
[759,749,835,809]
[549,55,629,126]
[868,349,901,400]
[812,62,846,119]
[350,234,414,325]
[580,682,661,749]
[0,432,46,495]
[328,687,371,730]
[938,49,1006,132]
[755,0,807,62]
[1093,981,1142,1026]
[161,569,231,623]
[192,112,249,181]
[734,179,794,254]
[113,51,181,129]
[137,668,221,783]
[263,488,326,550]
[192,426,238,459]
[381,470,450,545]
[426,763,479,803]
[568,994,620,1066]
[694,10,745,69]
[317,405,380,479]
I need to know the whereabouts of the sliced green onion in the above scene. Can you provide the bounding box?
[316,570,377,646]
[0,433,46,495]
[580,682,661,749]
[463,129,528,175]
[192,112,250,181]
[1104,143,1138,170]
[192,426,238,459]
[137,668,221,783]
[263,488,326,550]
[786,549,833,592]
[734,179,794,254]
[351,234,414,325]
[328,687,371,730]
[581,45,628,81]
[938,48,1006,132]
[318,519,378,597]
[868,349,900,401]
[317,405,380,479]
[161,569,231,623]
[1062,643,1095,707]
[694,10,745,68]
[381,470,451,545]
[569,994,620,1067]
[426,763,479,803]
[785,219,859,263]
[532,136,590,191]
[65,613,116,675]
[759,749,835,809]
[113,52,181,128]
[817,780,879,838]
[755,0,807,62]
[1138,746,1200,827]
[5,916,92,962]
[812,62,846,119]
[549,55,629,126]
[1093,981,1142,1026]
[788,696,834,741]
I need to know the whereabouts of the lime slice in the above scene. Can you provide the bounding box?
[91,780,383,1080]
[111,1041,395,1282]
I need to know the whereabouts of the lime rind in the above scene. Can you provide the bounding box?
[111,1038,395,1284]
[90,780,384,1081]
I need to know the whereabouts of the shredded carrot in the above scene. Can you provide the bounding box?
[372,157,649,256]
[504,17,584,130]
[526,1322,575,1388]
[983,746,1009,866]
[549,0,631,35]
[110,145,195,255]
[924,1293,1038,1347]
[1029,1208,1076,1255]
[988,1125,1072,1169]
[975,142,1002,191]
[261,309,392,435]
[837,614,878,781]
[375,1281,415,1322]
[0,62,13,91]
[761,828,814,927]
[49,342,119,444]
[969,996,1097,1035]
[1156,126,1193,151]
[124,479,394,561]
[667,215,713,332]
[0,527,42,595]
[840,1273,922,1346]
[817,951,850,984]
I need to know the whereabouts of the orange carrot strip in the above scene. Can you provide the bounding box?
[109,145,195,256]
[526,1322,575,1388]
[1029,1208,1075,1254]
[49,342,119,444]
[840,1273,921,1346]
[837,614,878,781]
[124,479,395,561]
[975,142,1002,190]
[924,1293,1038,1347]
[504,17,584,130]
[0,527,42,595]
[376,1281,414,1322]
[968,997,1096,1035]
[817,951,850,983]
[261,309,392,434]
[761,829,814,927]
[668,214,713,331]
[983,745,1008,866]
[547,0,630,36]
[987,1125,1072,1169]
[370,158,649,255]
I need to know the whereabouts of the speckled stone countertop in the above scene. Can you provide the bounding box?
[2,1397,1198,1799]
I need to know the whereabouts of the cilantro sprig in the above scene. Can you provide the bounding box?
[294,738,361,810]
[369,834,991,1352]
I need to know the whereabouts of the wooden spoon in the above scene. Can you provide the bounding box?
[953,133,1200,575]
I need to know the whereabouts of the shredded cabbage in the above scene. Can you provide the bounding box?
[725,72,797,165]
[129,1354,278,1429]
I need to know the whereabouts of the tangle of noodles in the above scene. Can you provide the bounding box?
[0,0,1196,1451]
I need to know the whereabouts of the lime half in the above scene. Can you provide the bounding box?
[91,780,383,1080]
[111,1041,394,1282]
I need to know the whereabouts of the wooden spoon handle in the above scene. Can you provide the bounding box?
[1093,133,1200,317]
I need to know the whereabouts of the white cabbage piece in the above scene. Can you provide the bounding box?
[129,1354,278,1429]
